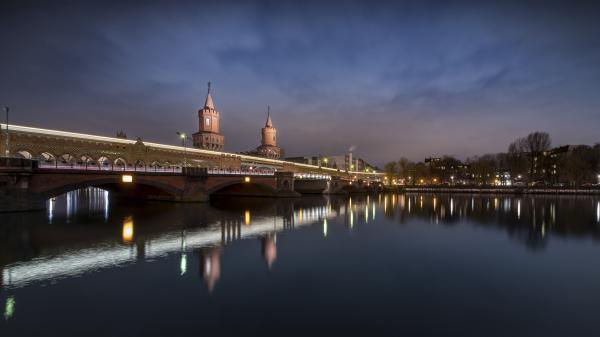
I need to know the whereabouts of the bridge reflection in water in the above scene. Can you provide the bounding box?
[1,188,342,290]
[2,190,600,335]
[1,190,599,294]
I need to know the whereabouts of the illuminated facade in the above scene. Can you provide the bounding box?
[192,82,225,151]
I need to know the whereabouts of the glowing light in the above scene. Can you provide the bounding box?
[384,195,388,212]
[597,201,599,223]
[365,205,369,223]
[244,176,251,183]
[372,202,376,220]
[244,210,251,225]
[48,198,54,223]
[517,199,521,220]
[180,254,187,276]
[323,219,328,237]
[350,209,354,228]
[121,175,133,183]
[4,296,15,320]
[122,217,134,242]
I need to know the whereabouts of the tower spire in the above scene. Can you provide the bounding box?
[204,81,215,110]
[265,105,273,127]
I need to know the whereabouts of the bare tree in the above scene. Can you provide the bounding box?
[524,132,551,180]
[397,157,410,180]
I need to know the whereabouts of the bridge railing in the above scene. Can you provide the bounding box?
[293,173,332,180]
[38,163,182,173]
[36,163,276,176]
[207,168,275,176]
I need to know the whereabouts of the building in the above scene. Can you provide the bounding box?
[192,82,225,151]
[285,152,376,172]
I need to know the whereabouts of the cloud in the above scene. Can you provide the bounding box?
[1,0,599,165]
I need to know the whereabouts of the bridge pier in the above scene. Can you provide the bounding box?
[0,158,46,212]
[324,177,350,195]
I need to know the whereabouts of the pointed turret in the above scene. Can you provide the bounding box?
[204,81,215,110]
[265,105,273,127]
[256,104,283,159]
[193,81,224,151]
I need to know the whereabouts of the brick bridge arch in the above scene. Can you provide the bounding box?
[206,176,279,196]
[27,172,186,200]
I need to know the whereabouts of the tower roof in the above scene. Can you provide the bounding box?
[204,81,215,110]
[265,105,273,127]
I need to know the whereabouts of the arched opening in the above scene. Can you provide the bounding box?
[134,160,145,171]
[163,161,176,172]
[16,150,33,159]
[148,161,160,172]
[38,152,57,167]
[97,156,110,170]
[43,177,183,203]
[114,158,127,171]
[59,154,76,167]
[79,155,94,168]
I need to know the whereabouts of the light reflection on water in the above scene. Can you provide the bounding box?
[1,190,600,335]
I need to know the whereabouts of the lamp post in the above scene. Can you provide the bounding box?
[3,106,9,157]
[177,132,187,169]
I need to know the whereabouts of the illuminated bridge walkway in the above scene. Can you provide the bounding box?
[0,124,382,211]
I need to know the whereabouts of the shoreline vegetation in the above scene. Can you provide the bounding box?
[383,132,599,188]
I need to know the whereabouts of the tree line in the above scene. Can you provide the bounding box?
[384,132,600,187]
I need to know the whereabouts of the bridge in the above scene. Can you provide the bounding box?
[0,124,383,211]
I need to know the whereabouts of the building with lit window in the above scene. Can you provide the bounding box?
[192,82,225,150]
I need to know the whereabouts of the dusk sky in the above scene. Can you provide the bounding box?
[1,0,599,166]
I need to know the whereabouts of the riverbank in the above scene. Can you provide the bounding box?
[385,186,600,195]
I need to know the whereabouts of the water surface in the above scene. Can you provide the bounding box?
[1,190,600,336]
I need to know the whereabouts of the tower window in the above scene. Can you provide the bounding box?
[205,117,211,126]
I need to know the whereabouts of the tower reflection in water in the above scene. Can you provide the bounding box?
[2,191,600,297]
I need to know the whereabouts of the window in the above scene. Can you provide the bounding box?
[205,117,210,126]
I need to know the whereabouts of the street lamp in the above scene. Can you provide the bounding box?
[323,157,328,167]
[3,106,9,157]
[176,132,187,168]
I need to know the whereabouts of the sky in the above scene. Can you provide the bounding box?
[1,0,599,166]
